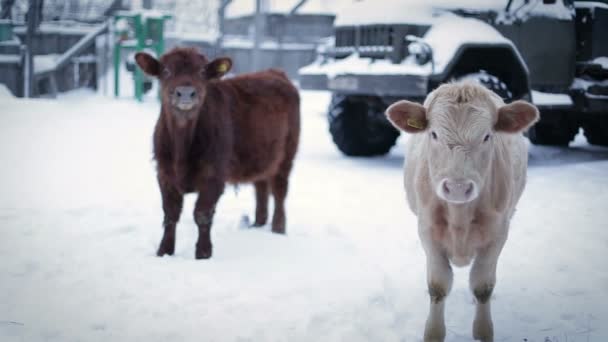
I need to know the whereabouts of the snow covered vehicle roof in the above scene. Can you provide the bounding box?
[334,0,574,26]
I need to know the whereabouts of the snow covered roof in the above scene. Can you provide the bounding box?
[334,0,573,26]
[226,0,346,18]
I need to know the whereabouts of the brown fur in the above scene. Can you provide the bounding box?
[138,47,300,259]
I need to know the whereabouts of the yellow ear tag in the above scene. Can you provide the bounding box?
[217,62,228,73]
[407,118,426,130]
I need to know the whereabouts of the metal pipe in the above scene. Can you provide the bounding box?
[215,0,233,54]
[251,0,264,72]
[24,0,41,98]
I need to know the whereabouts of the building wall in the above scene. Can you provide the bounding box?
[167,36,318,79]
[224,13,334,43]
[167,13,333,80]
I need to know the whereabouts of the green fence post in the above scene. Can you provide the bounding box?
[134,14,144,102]
[113,40,120,97]
[0,20,13,42]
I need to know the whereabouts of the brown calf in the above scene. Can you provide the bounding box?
[136,47,300,259]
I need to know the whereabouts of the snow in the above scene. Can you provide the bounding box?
[1,87,608,341]
[593,56,608,70]
[13,22,98,36]
[0,83,14,98]
[571,77,608,92]
[226,0,347,18]
[334,0,573,26]
[0,55,21,63]
[222,36,316,50]
[531,90,573,107]
[424,15,514,74]
[33,54,60,74]
[299,53,430,78]
[170,1,219,42]
[335,1,438,27]
[506,0,574,21]
[166,31,217,44]
[574,1,608,11]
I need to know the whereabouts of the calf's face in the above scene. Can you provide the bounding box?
[135,48,232,125]
[386,83,538,204]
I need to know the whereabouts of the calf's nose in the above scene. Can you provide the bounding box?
[175,86,196,100]
[440,178,477,203]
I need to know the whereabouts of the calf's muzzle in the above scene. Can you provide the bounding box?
[172,86,198,111]
[438,178,478,204]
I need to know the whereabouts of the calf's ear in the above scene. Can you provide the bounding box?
[495,100,539,133]
[206,57,232,79]
[385,100,428,133]
[135,52,160,77]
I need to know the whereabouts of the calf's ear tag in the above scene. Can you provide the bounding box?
[217,62,229,73]
[407,118,426,130]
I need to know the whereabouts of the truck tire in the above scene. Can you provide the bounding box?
[527,111,578,146]
[460,72,578,146]
[459,71,513,102]
[328,94,399,156]
[582,117,608,146]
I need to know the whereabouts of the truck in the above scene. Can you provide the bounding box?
[299,0,608,156]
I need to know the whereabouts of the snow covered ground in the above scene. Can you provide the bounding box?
[0,88,607,342]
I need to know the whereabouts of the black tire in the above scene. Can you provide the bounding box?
[528,111,578,146]
[328,94,399,156]
[458,71,513,102]
[460,72,579,146]
[582,117,608,146]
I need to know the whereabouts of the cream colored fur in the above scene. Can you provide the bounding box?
[388,81,538,342]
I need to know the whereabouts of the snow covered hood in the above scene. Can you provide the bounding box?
[424,14,514,73]
[301,13,515,77]
[334,0,573,26]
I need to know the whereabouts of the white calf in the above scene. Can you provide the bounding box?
[386,81,538,342]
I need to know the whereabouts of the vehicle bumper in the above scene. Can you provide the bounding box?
[299,73,428,98]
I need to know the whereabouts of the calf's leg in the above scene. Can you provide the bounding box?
[270,173,289,234]
[270,125,298,234]
[423,241,453,342]
[253,180,269,227]
[469,235,506,342]
[270,141,297,234]
[194,179,225,259]
[157,177,183,257]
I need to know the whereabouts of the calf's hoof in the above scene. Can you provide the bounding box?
[271,215,285,234]
[253,214,268,227]
[424,319,446,342]
[195,243,213,259]
[156,238,175,257]
[473,317,494,342]
[424,329,445,342]
[252,221,266,228]
[271,226,285,234]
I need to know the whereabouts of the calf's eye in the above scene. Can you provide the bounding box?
[483,134,491,142]
[162,68,171,78]
[431,131,437,140]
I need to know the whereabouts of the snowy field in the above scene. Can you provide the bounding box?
[1,88,608,342]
